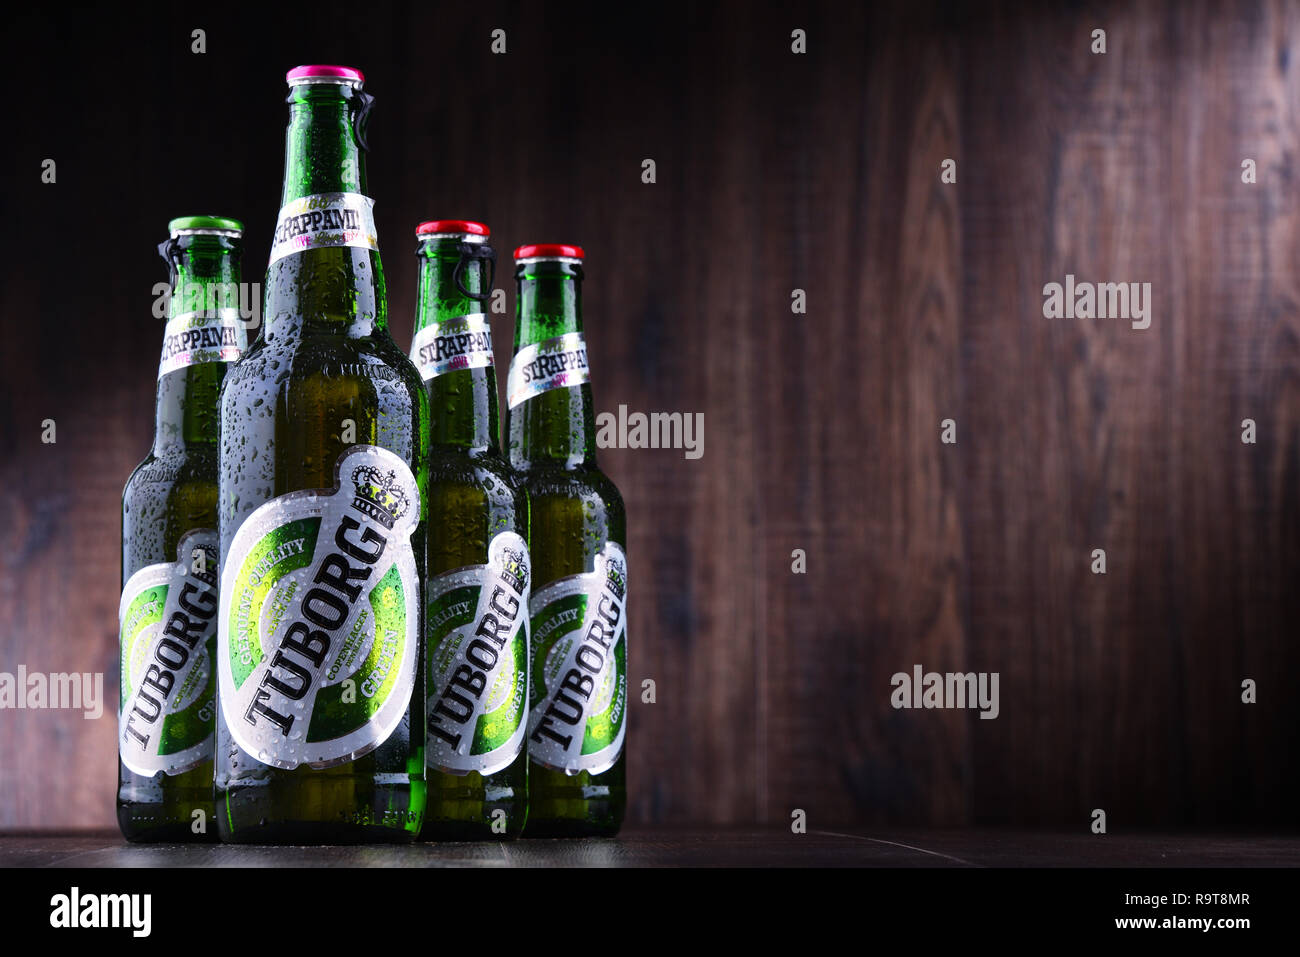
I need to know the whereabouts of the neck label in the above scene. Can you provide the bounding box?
[269,191,379,266]
[426,531,531,775]
[119,529,219,777]
[158,310,246,380]
[526,541,627,775]
[217,444,420,770]
[507,332,589,409]
[410,313,494,382]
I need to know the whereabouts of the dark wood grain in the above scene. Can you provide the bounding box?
[2,828,1298,868]
[0,0,1297,831]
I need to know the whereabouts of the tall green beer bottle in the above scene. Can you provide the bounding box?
[119,215,246,842]
[411,221,530,840]
[216,65,428,843]
[507,244,627,837]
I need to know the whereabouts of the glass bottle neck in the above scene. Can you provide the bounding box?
[264,82,386,341]
[281,83,369,202]
[166,238,241,318]
[516,267,583,341]
[508,263,598,469]
[416,238,499,452]
[155,237,242,453]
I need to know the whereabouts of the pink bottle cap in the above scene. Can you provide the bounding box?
[285,65,365,85]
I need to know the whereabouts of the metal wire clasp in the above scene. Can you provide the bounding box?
[157,237,182,288]
[453,241,496,301]
[351,90,375,151]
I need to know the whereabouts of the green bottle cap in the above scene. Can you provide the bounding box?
[167,215,243,237]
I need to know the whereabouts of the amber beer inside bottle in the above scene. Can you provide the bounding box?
[413,221,531,839]
[215,65,428,843]
[119,215,245,842]
[508,244,628,837]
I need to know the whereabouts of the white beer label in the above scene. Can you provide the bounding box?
[410,313,494,382]
[157,310,247,380]
[269,191,379,266]
[426,531,531,776]
[119,529,219,777]
[506,332,590,409]
[218,445,420,770]
[526,541,627,775]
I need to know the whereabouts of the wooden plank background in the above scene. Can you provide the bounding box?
[1,0,1297,830]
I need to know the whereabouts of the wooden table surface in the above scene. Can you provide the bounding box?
[2,829,1296,867]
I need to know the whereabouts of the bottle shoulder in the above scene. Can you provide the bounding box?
[122,450,220,575]
[222,330,425,408]
[230,329,418,376]
[517,464,625,519]
[429,446,514,478]
[428,450,524,507]
[123,447,218,497]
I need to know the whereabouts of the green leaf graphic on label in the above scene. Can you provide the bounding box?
[425,531,531,776]
[582,636,626,756]
[475,635,528,755]
[226,516,320,690]
[120,584,167,705]
[118,529,219,777]
[529,593,587,705]
[160,635,217,755]
[526,541,628,776]
[217,444,421,771]
[307,563,406,742]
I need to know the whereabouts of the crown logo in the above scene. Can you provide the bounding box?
[351,465,411,529]
[603,554,627,601]
[499,546,530,594]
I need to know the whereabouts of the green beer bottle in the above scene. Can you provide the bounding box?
[507,244,628,837]
[216,65,428,843]
[119,215,247,842]
[411,221,530,840]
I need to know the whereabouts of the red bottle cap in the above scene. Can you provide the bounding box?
[416,220,490,238]
[513,244,585,261]
[286,65,366,85]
